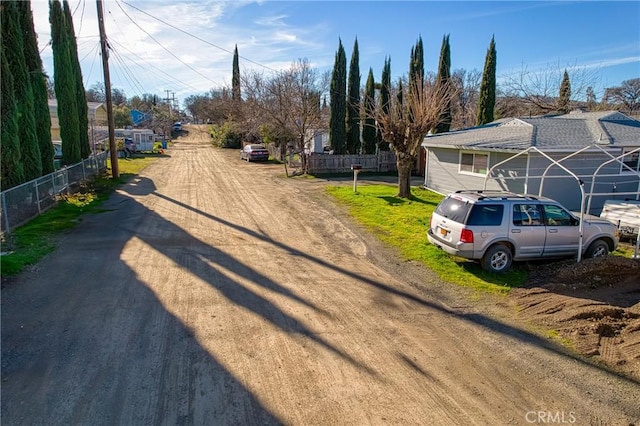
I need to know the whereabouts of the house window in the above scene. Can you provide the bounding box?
[459,152,489,175]
[621,150,639,173]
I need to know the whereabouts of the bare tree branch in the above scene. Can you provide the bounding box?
[500,61,601,115]
[366,76,453,197]
[242,59,328,173]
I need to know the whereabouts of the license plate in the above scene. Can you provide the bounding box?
[440,227,448,236]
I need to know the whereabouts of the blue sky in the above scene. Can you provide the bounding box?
[31,1,639,107]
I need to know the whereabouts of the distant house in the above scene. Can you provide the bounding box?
[114,128,156,151]
[48,99,108,142]
[88,102,108,125]
[422,110,640,214]
[305,130,330,154]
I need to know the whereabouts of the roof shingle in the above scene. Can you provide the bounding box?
[423,110,640,151]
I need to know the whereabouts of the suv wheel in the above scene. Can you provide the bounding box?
[481,244,513,273]
[585,239,609,258]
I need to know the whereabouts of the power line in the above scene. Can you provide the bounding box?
[109,47,147,97]
[78,40,99,63]
[119,0,277,73]
[104,5,202,94]
[72,0,86,37]
[109,39,203,93]
[83,43,100,88]
[113,0,223,87]
[39,40,51,55]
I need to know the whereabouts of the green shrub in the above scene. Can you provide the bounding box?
[209,122,242,149]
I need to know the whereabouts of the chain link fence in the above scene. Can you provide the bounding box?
[1,152,108,235]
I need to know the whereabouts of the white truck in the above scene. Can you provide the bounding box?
[600,199,640,239]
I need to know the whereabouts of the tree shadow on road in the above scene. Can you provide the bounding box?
[116,177,378,377]
[1,187,283,424]
[145,182,640,388]
[4,171,639,424]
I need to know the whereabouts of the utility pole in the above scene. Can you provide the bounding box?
[171,92,178,116]
[164,89,172,116]
[97,0,118,179]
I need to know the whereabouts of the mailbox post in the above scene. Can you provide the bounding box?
[351,164,362,192]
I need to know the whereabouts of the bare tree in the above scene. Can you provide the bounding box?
[369,76,452,198]
[243,59,329,174]
[607,78,640,115]
[86,81,127,105]
[451,68,481,129]
[183,90,235,125]
[500,62,600,115]
[149,102,174,138]
[86,81,106,103]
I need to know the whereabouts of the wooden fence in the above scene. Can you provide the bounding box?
[308,151,396,174]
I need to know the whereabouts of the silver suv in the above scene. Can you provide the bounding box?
[427,190,619,273]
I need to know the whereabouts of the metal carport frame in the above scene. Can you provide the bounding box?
[482,145,640,261]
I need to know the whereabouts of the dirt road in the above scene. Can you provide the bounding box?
[2,126,639,425]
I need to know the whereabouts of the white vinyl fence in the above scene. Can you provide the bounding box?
[1,152,108,234]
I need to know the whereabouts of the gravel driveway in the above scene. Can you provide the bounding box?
[2,126,639,425]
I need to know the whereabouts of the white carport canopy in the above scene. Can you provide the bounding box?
[481,145,640,261]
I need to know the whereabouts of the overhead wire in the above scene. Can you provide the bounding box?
[119,0,277,73]
[104,5,151,96]
[113,0,223,87]
[107,2,199,95]
[39,40,51,55]
[70,0,87,37]
[78,40,100,64]
[109,47,147,97]
[83,43,101,88]
[109,39,203,93]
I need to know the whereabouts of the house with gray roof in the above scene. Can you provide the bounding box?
[421,110,640,214]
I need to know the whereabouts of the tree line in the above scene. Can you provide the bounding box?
[1,0,90,191]
[3,2,638,194]
[192,35,637,197]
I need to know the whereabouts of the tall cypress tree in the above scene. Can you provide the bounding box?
[377,57,391,151]
[476,36,497,126]
[50,0,81,164]
[409,36,424,92]
[433,34,452,133]
[232,44,241,102]
[362,68,377,154]
[1,28,25,190]
[408,36,424,125]
[346,38,361,154]
[63,0,90,158]
[558,70,571,113]
[4,0,42,181]
[20,0,55,174]
[329,38,347,154]
[586,86,597,111]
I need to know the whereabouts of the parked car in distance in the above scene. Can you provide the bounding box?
[427,190,619,273]
[240,144,269,162]
[172,122,182,132]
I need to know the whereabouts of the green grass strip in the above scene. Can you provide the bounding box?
[1,156,159,276]
[326,185,528,294]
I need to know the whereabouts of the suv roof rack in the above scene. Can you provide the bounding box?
[453,189,539,201]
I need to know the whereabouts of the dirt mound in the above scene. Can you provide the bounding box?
[511,256,640,379]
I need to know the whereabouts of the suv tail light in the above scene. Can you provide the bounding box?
[460,228,474,243]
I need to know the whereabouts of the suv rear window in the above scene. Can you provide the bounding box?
[434,197,473,223]
[467,204,504,226]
